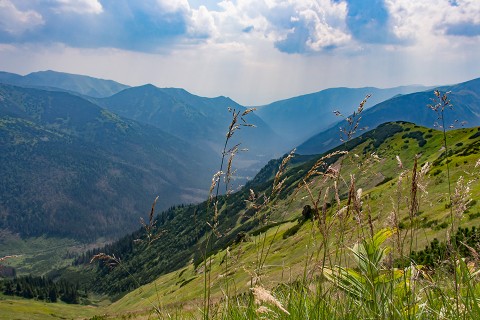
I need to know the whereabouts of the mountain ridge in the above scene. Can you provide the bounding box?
[254,84,430,146]
[0,83,215,240]
[0,70,130,98]
[96,83,284,178]
[297,77,480,155]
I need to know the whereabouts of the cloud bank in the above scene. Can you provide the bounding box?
[0,0,479,105]
[1,0,479,53]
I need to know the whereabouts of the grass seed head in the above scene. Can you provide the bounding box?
[251,286,290,315]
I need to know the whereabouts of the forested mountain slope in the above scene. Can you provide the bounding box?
[0,84,213,240]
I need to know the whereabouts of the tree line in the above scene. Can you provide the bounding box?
[1,275,82,304]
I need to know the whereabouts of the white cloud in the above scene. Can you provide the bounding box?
[53,0,103,15]
[294,3,351,51]
[188,5,217,38]
[0,0,44,35]
[385,1,434,42]
[446,0,480,24]
[386,0,480,43]
[205,0,350,53]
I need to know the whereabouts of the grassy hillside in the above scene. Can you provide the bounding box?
[0,296,99,320]
[2,114,480,319]
[99,122,480,319]
[19,120,473,318]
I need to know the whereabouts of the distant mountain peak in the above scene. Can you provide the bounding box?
[0,70,130,98]
[135,83,159,91]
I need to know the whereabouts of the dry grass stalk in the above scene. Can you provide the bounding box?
[418,162,431,193]
[365,198,374,239]
[246,149,296,218]
[0,255,20,263]
[355,188,362,213]
[90,253,120,269]
[460,241,480,266]
[207,107,257,239]
[452,176,472,219]
[334,180,341,208]
[388,155,409,256]
[203,107,257,319]
[226,107,256,139]
[387,203,401,255]
[396,155,403,169]
[409,156,419,219]
[206,200,222,238]
[295,151,347,229]
[225,144,240,193]
[271,149,296,198]
[247,189,263,211]
[346,174,359,224]
[428,90,453,129]
[251,286,290,315]
[301,150,348,186]
[406,158,430,225]
[136,196,165,246]
[207,170,223,237]
[302,178,321,220]
[209,171,224,199]
[337,94,371,142]
[302,168,339,226]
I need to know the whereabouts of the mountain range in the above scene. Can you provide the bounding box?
[95,84,282,175]
[255,85,429,146]
[1,70,480,242]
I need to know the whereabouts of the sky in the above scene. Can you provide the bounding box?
[0,0,479,106]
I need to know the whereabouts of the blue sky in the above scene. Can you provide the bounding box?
[0,0,479,105]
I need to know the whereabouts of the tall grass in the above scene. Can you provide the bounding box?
[89,91,479,319]
[202,107,256,319]
[199,91,480,320]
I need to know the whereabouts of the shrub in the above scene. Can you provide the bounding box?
[283,223,303,239]
[469,132,480,139]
